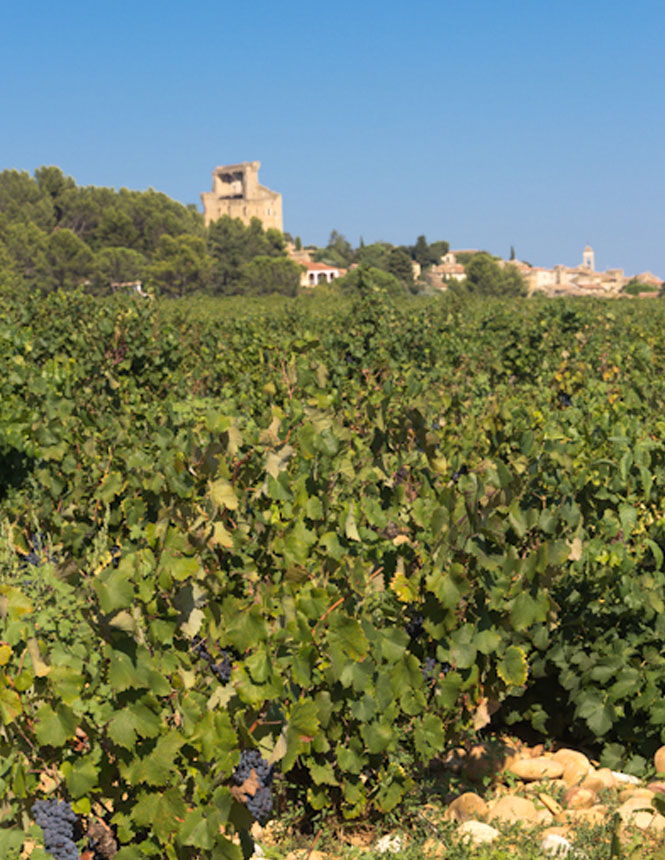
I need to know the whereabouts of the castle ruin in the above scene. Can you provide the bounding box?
[201,161,283,231]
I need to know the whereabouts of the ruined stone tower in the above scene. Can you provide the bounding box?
[201,161,283,231]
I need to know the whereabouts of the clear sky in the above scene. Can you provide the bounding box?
[2,0,664,276]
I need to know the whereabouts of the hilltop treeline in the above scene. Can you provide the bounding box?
[0,166,300,296]
[0,166,525,298]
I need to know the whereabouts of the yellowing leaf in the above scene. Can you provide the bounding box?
[345,512,360,542]
[265,444,294,479]
[208,479,238,510]
[389,571,417,603]
[180,608,205,638]
[429,456,449,475]
[26,639,50,677]
[0,684,22,724]
[473,697,500,731]
[210,522,233,548]
[108,611,136,633]
[497,646,528,687]
[266,729,288,765]
[568,537,583,561]
[0,644,11,667]
[0,586,33,622]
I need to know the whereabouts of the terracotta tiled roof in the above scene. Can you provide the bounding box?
[302,261,343,272]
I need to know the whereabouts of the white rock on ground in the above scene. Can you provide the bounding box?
[374,834,405,854]
[612,771,641,785]
[541,832,575,857]
[457,820,500,845]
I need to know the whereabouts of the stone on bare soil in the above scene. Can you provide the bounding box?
[560,805,608,827]
[444,792,488,822]
[561,762,590,787]
[617,795,665,832]
[509,757,564,781]
[553,749,591,788]
[654,745,665,774]
[563,786,598,810]
[551,749,591,771]
[487,794,551,825]
[618,787,655,803]
[581,767,617,792]
[538,793,563,816]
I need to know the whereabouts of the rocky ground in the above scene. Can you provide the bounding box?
[251,738,665,859]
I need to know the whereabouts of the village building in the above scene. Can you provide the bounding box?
[441,249,479,266]
[513,246,630,296]
[427,262,466,289]
[299,261,346,288]
[634,271,662,288]
[201,161,283,231]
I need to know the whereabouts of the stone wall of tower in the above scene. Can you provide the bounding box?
[201,161,283,232]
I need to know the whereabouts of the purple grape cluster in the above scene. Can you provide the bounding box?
[19,533,56,569]
[211,651,233,683]
[32,799,79,860]
[421,657,451,682]
[191,636,233,683]
[421,656,440,682]
[233,749,274,822]
[405,614,424,640]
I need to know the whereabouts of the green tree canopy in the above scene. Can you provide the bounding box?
[2,221,49,288]
[0,170,55,230]
[429,239,450,260]
[386,247,415,290]
[0,239,19,293]
[207,216,286,293]
[622,277,662,295]
[93,247,148,293]
[464,252,527,297]
[146,234,212,297]
[354,242,392,270]
[411,235,440,269]
[314,230,354,268]
[337,264,405,297]
[238,256,302,297]
[46,228,95,291]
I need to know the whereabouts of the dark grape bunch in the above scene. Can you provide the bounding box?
[421,657,451,683]
[211,651,233,683]
[421,656,440,682]
[233,749,274,822]
[405,614,424,641]
[32,799,79,860]
[191,635,234,683]
[19,532,56,569]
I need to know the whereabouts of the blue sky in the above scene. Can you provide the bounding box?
[2,0,664,276]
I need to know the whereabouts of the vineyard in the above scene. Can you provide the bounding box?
[2,288,665,857]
